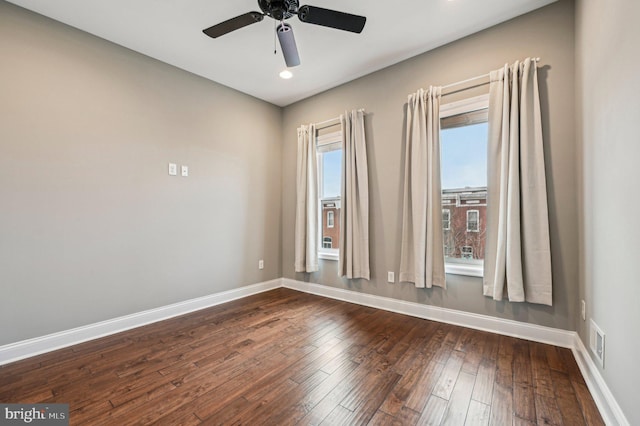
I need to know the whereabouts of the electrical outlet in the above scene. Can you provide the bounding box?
[168,163,177,176]
[258,259,264,270]
[581,300,586,321]
[387,271,395,283]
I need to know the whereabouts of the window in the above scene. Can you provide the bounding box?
[323,237,333,249]
[467,210,479,232]
[461,246,473,259]
[317,130,342,260]
[442,209,451,230]
[440,94,489,277]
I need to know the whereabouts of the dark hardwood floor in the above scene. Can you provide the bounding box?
[0,288,603,425]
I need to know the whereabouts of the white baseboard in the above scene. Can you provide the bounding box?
[572,335,629,426]
[283,278,626,426]
[0,279,281,366]
[282,278,574,348]
[1,276,626,425]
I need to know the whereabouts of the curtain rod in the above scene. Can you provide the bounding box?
[315,117,340,130]
[314,109,366,130]
[441,57,541,93]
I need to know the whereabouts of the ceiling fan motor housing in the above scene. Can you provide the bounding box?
[258,0,299,21]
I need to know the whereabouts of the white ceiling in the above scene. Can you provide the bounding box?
[7,0,556,106]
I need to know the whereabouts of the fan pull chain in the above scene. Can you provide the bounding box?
[273,20,277,55]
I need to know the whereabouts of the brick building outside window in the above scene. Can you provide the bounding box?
[442,187,486,261]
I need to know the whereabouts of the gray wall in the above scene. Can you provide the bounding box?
[576,0,640,423]
[0,1,283,346]
[282,0,577,330]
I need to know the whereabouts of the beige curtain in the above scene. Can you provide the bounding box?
[339,110,370,280]
[294,124,319,273]
[399,87,446,289]
[483,58,552,305]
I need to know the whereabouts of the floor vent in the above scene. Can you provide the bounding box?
[589,319,605,368]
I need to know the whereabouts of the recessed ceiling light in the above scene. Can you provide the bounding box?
[279,70,293,79]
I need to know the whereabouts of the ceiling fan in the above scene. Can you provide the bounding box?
[202,0,367,68]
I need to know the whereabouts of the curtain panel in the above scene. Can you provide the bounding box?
[483,58,553,305]
[339,110,370,280]
[399,87,446,289]
[294,124,319,273]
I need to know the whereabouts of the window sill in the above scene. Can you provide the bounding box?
[445,263,483,278]
[319,252,339,261]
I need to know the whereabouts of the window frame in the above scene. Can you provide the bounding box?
[461,246,474,259]
[317,130,342,261]
[327,210,335,228]
[442,208,451,231]
[466,209,480,232]
[323,237,333,249]
[440,94,489,278]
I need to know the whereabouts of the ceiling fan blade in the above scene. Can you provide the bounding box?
[297,5,366,33]
[202,12,264,38]
[277,23,301,67]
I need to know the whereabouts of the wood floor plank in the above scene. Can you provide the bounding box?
[513,340,533,387]
[513,417,537,426]
[489,383,513,426]
[404,360,446,412]
[341,370,402,425]
[535,393,564,426]
[545,344,566,372]
[393,406,422,425]
[385,323,448,404]
[513,382,536,422]
[432,325,462,364]
[341,368,401,412]
[441,371,476,425]
[432,350,466,400]
[559,347,587,385]
[572,381,605,426]
[529,341,556,398]
[471,358,496,405]
[550,369,587,425]
[0,288,603,426]
[320,404,354,425]
[231,370,328,425]
[153,410,202,426]
[465,400,490,426]
[298,362,375,425]
[495,336,515,389]
[415,395,448,425]
[456,329,487,376]
[192,396,249,426]
[264,358,359,426]
[369,410,404,426]
[481,332,499,365]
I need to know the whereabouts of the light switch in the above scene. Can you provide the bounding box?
[181,165,189,177]
[168,163,177,176]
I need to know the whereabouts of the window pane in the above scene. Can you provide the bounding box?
[322,149,341,198]
[319,145,342,255]
[441,122,487,189]
[321,200,340,250]
[442,209,451,230]
[441,117,487,263]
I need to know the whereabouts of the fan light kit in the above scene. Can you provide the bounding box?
[279,70,293,79]
[203,0,366,67]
